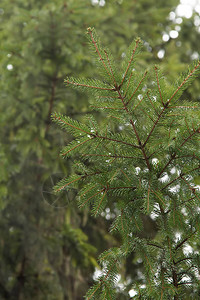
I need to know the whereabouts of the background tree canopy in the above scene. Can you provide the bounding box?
[0,0,199,299]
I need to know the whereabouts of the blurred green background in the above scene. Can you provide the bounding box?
[0,0,199,299]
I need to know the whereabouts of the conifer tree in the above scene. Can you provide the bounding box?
[0,0,183,298]
[53,28,200,299]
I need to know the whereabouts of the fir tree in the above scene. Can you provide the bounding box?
[52,28,200,299]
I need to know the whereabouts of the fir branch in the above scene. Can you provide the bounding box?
[150,189,166,207]
[94,189,107,216]
[120,38,141,87]
[52,113,91,135]
[140,107,155,123]
[53,30,200,299]
[82,153,140,159]
[147,242,164,250]
[144,254,153,273]
[154,66,164,105]
[174,257,194,265]
[175,231,196,251]
[180,176,200,201]
[91,106,125,110]
[167,61,200,104]
[126,71,148,105]
[124,71,133,97]
[87,283,102,300]
[132,95,144,111]
[54,171,102,193]
[184,117,191,134]
[104,49,117,87]
[116,87,151,169]
[108,186,136,190]
[162,166,200,191]
[143,104,168,147]
[80,184,98,198]
[61,137,93,157]
[87,27,114,84]
[96,134,140,149]
[80,188,105,208]
[65,78,114,91]
[157,153,176,178]
[147,90,159,116]
[55,176,82,192]
[180,127,199,147]
[147,183,151,212]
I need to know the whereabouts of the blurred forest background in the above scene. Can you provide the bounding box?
[0,0,200,299]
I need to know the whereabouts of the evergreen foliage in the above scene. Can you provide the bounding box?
[53,28,200,299]
[0,0,183,298]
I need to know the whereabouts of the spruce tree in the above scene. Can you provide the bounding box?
[55,27,199,299]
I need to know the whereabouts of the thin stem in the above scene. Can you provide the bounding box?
[175,231,196,251]
[143,62,200,147]
[87,28,113,82]
[147,91,159,116]
[126,71,148,105]
[174,257,193,265]
[82,153,140,159]
[124,72,133,97]
[140,107,155,123]
[180,176,200,201]
[167,61,200,104]
[116,87,151,169]
[94,189,107,215]
[97,134,140,148]
[61,138,92,157]
[180,128,199,147]
[55,171,101,192]
[162,166,200,191]
[143,104,168,147]
[154,66,164,105]
[53,114,94,135]
[161,174,181,191]
[54,114,140,148]
[65,79,114,91]
[147,242,164,250]
[150,189,166,206]
[91,105,125,110]
[132,95,144,111]
[120,39,141,87]
[56,176,82,192]
[108,186,136,190]
[104,49,117,87]
[157,154,176,178]
[80,188,105,208]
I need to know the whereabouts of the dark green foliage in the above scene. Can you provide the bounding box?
[53,28,200,299]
